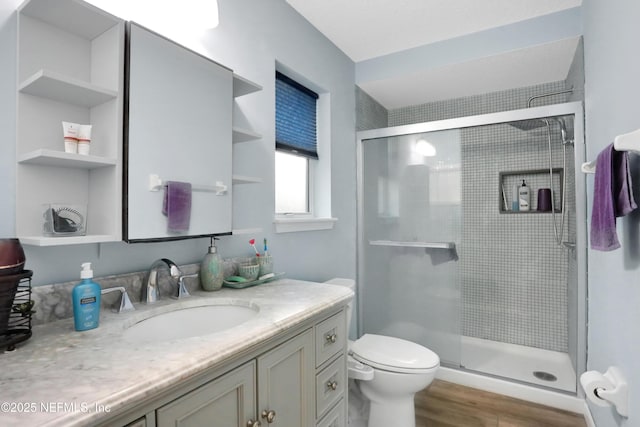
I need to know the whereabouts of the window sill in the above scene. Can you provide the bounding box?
[273,217,337,233]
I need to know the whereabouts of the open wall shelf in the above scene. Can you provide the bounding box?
[15,0,124,246]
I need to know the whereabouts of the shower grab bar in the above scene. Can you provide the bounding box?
[369,240,456,250]
[582,128,640,174]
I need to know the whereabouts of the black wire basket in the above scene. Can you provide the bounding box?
[0,270,33,351]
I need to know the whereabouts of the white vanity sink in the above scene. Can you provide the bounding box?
[122,303,260,343]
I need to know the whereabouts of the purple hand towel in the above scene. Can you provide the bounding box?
[613,148,637,217]
[162,181,192,233]
[590,144,637,251]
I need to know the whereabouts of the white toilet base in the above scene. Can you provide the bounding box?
[367,397,415,427]
[355,367,436,427]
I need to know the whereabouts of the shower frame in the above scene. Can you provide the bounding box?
[356,101,587,392]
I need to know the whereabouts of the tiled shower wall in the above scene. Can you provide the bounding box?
[357,78,582,352]
[356,86,388,131]
[388,81,572,126]
[459,122,575,352]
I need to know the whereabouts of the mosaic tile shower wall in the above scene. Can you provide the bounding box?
[460,122,574,351]
[388,81,570,126]
[356,86,388,131]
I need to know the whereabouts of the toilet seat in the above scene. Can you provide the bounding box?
[351,334,439,374]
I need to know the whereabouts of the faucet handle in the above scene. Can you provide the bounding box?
[101,287,135,313]
[175,273,197,299]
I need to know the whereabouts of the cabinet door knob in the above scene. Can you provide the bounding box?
[261,409,276,423]
[325,333,337,343]
[247,420,261,427]
[326,381,338,391]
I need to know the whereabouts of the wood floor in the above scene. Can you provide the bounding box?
[415,380,587,427]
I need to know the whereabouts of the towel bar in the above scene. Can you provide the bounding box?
[582,128,640,174]
[148,174,227,195]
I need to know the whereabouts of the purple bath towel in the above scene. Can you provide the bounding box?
[590,144,637,251]
[162,181,192,233]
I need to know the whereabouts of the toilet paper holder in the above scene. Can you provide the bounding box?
[580,366,628,417]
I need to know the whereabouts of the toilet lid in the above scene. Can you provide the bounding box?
[351,334,439,373]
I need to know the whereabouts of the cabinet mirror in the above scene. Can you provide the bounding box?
[124,22,232,242]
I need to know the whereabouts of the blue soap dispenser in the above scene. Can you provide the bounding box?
[72,262,101,331]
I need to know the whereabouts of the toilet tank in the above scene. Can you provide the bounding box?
[324,278,357,340]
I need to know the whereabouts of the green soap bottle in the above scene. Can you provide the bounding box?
[200,237,224,291]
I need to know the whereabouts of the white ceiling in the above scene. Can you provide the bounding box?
[286,0,583,109]
[359,37,580,109]
[285,0,581,62]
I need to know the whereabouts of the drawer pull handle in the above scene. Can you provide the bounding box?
[261,409,276,423]
[247,419,261,427]
[325,333,337,343]
[326,381,338,391]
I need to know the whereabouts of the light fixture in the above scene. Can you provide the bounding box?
[190,0,219,29]
[415,139,436,157]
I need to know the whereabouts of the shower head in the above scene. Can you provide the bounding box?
[509,117,573,145]
[509,118,550,131]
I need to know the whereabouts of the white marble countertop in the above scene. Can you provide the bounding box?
[0,279,353,427]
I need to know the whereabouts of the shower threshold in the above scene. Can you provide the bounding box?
[460,336,576,393]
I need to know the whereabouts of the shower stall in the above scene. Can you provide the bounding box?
[356,102,587,395]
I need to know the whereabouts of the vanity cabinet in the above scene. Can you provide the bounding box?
[257,329,315,426]
[157,329,315,427]
[15,0,125,246]
[156,361,256,427]
[111,308,347,427]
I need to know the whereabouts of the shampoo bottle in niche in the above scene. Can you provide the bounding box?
[518,179,530,211]
[72,262,101,331]
[200,237,224,291]
[512,184,519,211]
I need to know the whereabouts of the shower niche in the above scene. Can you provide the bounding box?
[499,169,563,214]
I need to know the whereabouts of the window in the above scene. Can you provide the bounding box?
[275,71,318,214]
[273,68,337,233]
[275,151,308,213]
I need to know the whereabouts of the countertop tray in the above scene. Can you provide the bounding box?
[223,272,285,289]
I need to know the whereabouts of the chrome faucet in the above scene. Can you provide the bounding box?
[143,258,185,303]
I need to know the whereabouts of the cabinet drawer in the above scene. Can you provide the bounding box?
[316,355,345,419]
[316,398,345,427]
[315,311,346,367]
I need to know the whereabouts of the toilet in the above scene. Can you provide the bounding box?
[325,279,440,427]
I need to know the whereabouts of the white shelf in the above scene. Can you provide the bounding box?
[19,0,121,40]
[19,69,118,107]
[18,149,117,169]
[369,240,456,250]
[19,234,120,247]
[233,74,262,97]
[233,175,262,184]
[233,126,262,143]
[16,1,124,246]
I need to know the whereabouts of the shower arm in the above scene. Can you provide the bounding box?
[527,88,574,108]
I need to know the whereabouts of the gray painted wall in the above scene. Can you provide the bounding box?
[583,0,640,425]
[0,0,356,286]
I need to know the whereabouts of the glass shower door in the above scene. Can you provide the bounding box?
[360,129,462,366]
